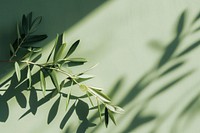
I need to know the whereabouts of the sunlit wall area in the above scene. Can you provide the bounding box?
[0,0,200,133]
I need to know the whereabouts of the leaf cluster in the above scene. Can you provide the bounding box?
[9,12,124,129]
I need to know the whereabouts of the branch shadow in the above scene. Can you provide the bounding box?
[85,9,200,133]
[0,0,107,123]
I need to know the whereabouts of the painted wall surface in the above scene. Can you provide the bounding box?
[0,0,200,133]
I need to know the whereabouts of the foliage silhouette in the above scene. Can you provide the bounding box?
[86,9,200,133]
[0,11,124,131]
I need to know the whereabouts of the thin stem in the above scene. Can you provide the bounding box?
[0,60,16,63]
[9,34,29,61]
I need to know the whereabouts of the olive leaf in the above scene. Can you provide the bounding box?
[88,87,111,103]
[65,40,80,58]
[49,70,60,92]
[54,43,67,63]
[14,62,21,81]
[30,16,42,33]
[27,65,32,89]
[40,70,46,96]
[108,110,116,125]
[105,107,109,127]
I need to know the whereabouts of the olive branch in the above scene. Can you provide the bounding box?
[0,12,124,128]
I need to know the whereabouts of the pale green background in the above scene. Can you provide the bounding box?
[0,0,200,133]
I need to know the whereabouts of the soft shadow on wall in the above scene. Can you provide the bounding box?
[0,0,107,60]
[83,10,200,133]
[0,0,107,129]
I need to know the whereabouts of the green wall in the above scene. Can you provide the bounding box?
[0,0,200,133]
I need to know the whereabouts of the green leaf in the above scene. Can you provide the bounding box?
[40,70,46,96]
[66,58,87,63]
[65,40,80,58]
[30,16,42,33]
[108,110,116,125]
[89,86,103,91]
[54,43,67,63]
[16,23,21,39]
[22,14,28,34]
[66,88,71,111]
[24,35,47,44]
[60,80,66,91]
[97,98,102,121]
[77,74,94,81]
[46,34,58,62]
[27,12,32,30]
[49,70,60,92]
[10,44,15,54]
[88,88,111,103]
[105,107,109,127]
[53,34,63,62]
[86,92,94,106]
[105,104,124,114]
[27,65,32,88]
[15,62,21,81]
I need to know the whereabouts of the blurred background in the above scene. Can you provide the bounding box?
[0,0,200,133]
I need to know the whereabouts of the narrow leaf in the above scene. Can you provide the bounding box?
[88,88,111,103]
[66,88,71,111]
[46,34,58,62]
[105,107,109,127]
[24,35,47,44]
[53,34,63,62]
[86,92,94,106]
[27,65,32,89]
[65,40,80,58]
[89,86,104,91]
[10,44,15,54]
[22,14,28,34]
[97,98,102,121]
[105,104,124,114]
[108,110,116,125]
[15,62,21,81]
[54,43,67,62]
[16,23,21,39]
[66,80,72,111]
[77,74,94,80]
[27,12,32,30]
[49,70,60,92]
[40,70,46,96]
[66,58,87,63]
[30,16,42,33]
